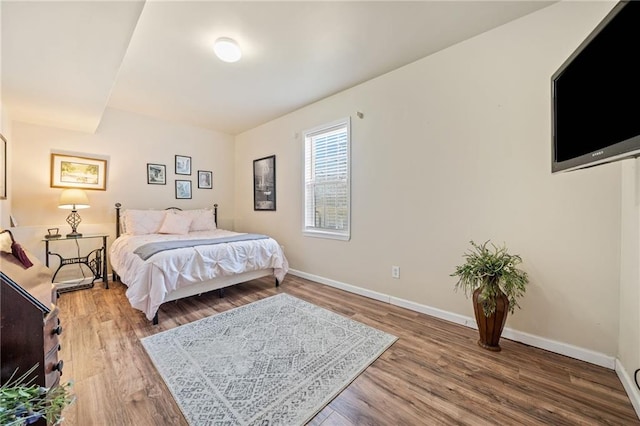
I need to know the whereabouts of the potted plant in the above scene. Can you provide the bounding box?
[0,365,74,425]
[450,240,528,351]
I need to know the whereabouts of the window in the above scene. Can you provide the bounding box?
[303,117,351,240]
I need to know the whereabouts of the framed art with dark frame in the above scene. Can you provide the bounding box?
[175,180,192,199]
[175,155,191,175]
[253,155,276,211]
[198,170,212,189]
[0,134,6,200]
[147,163,166,185]
[50,153,107,190]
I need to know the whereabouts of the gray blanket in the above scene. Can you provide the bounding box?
[134,234,270,260]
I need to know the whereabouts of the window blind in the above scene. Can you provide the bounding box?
[303,118,350,240]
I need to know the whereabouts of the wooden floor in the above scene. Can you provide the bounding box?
[56,275,639,425]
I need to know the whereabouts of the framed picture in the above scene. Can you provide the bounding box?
[175,155,191,175]
[253,155,276,211]
[0,134,6,200]
[147,163,166,185]
[50,153,107,190]
[198,170,213,189]
[175,180,192,199]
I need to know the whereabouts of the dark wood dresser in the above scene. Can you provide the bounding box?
[0,250,63,395]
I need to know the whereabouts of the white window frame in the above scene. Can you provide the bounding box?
[302,117,351,241]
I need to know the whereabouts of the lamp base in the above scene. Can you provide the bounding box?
[65,209,83,238]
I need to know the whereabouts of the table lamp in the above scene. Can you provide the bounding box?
[58,189,90,238]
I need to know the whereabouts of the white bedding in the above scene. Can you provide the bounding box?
[109,229,288,320]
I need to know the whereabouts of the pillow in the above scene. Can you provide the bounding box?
[122,209,166,235]
[0,230,12,253]
[12,241,33,268]
[177,209,217,231]
[0,229,33,268]
[158,212,192,235]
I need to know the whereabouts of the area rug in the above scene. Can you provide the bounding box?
[141,293,397,425]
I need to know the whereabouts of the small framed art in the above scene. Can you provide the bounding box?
[175,155,191,175]
[51,153,107,190]
[175,180,192,199]
[198,170,212,189]
[253,155,276,211]
[147,163,166,185]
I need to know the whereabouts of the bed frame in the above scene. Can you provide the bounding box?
[112,203,279,324]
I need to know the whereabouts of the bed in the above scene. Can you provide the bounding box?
[109,203,288,324]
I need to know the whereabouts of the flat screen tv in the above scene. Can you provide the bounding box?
[552,0,640,173]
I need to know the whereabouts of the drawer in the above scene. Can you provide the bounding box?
[44,349,62,388]
[43,309,62,355]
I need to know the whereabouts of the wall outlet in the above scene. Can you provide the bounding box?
[391,266,400,279]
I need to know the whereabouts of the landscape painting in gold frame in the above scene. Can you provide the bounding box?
[51,153,107,190]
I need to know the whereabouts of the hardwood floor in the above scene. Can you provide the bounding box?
[56,275,639,425]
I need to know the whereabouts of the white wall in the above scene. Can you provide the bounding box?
[10,107,235,265]
[619,158,640,413]
[235,1,622,357]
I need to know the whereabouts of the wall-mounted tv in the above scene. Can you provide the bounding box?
[552,0,640,173]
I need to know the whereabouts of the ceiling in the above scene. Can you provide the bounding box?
[1,1,555,136]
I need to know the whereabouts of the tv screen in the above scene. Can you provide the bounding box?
[552,0,640,173]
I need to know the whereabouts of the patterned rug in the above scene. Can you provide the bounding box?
[141,293,397,425]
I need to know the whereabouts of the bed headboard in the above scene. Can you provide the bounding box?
[114,203,218,238]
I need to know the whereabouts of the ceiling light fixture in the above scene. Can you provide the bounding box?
[214,37,242,63]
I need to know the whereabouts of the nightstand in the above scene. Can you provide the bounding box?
[43,234,108,292]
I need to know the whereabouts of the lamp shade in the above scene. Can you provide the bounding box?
[58,189,90,210]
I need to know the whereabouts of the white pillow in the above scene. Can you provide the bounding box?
[122,210,166,235]
[177,209,217,231]
[159,212,192,235]
[0,230,12,253]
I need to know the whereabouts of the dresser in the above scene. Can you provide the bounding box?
[0,250,63,400]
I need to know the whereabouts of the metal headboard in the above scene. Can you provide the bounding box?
[114,203,218,238]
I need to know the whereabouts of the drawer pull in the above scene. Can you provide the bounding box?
[58,344,62,352]
[52,325,63,335]
[53,360,64,375]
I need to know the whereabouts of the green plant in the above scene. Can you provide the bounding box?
[0,365,74,426]
[451,240,528,316]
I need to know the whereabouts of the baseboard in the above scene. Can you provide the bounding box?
[55,273,113,289]
[288,269,615,369]
[290,269,392,304]
[616,361,640,419]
